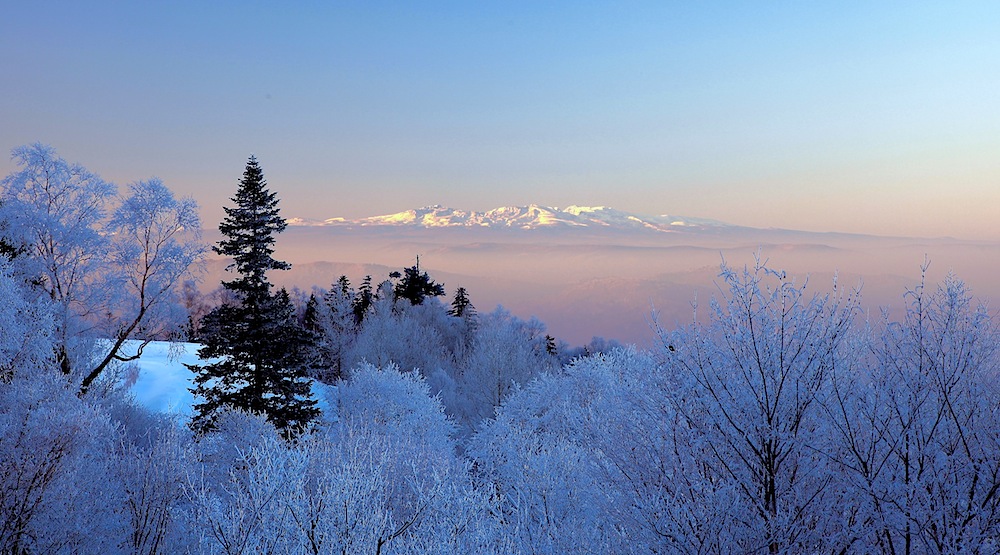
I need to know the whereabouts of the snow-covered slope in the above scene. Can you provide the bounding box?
[121,341,201,415]
[289,204,726,232]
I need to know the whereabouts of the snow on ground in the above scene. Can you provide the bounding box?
[119,340,334,419]
[117,340,202,416]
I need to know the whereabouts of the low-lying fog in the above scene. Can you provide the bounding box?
[201,225,1000,347]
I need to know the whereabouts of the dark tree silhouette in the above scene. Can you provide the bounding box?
[394,256,445,306]
[188,156,318,434]
[449,286,475,318]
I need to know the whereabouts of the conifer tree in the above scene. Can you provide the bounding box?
[302,293,322,333]
[448,286,474,318]
[352,275,374,325]
[394,256,445,305]
[544,334,558,356]
[188,156,318,434]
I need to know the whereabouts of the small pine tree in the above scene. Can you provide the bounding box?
[449,286,474,318]
[544,334,558,357]
[188,156,318,434]
[320,275,356,382]
[394,256,445,306]
[302,293,322,333]
[332,275,352,300]
[353,275,373,325]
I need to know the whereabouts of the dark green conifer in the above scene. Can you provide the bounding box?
[352,275,373,325]
[302,293,322,333]
[449,286,474,318]
[394,256,445,305]
[188,156,318,434]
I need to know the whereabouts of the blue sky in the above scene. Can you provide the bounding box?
[2,1,998,238]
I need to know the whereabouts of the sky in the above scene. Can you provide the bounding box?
[2,1,999,239]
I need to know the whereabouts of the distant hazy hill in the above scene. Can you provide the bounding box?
[287,204,727,232]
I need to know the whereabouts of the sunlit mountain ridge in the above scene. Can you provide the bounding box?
[287,204,727,232]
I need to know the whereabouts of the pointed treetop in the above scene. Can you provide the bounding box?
[215,155,290,296]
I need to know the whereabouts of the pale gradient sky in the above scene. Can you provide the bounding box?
[2,1,998,239]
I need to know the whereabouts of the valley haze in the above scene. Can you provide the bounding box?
[201,204,1000,347]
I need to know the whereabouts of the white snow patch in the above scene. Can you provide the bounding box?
[120,340,334,418]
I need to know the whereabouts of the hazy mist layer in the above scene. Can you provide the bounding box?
[201,225,1000,347]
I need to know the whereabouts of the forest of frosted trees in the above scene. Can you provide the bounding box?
[2,145,1000,554]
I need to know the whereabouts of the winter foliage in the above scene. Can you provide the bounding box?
[0,143,205,392]
[3,146,1000,553]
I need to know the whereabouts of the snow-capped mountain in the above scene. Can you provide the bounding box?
[288,205,726,232]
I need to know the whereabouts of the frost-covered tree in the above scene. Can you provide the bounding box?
[82,178,204,393]
[352,275,374,325]
[0,373,126,553]
[446,286,479,362]
[0,144,204,392]
[824,270,1000,553]
[0,144,114,375]
[184,364,503,554]
[179,279,211,341]
[113,416,190,555]
[308,362,498,554]
[469,348,672,553]
[183,410,300,554]
[310,277,357,382]
[448,286,474,318]
[0,260,55,379]
[345,289,445,367]
[661,261,860,553]
[456,307,559,427]
[189,156,318,434]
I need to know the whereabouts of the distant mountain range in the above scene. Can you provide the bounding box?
[287,205,727,233]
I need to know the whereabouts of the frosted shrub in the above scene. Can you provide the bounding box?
[345,303,447,376]
[0,373,126,553]
[306,362,501,553]
[0,261,54,379]
[470,347,674,553]
[335,361,455,450]
[182,364,501,554]
[455,307,559,430]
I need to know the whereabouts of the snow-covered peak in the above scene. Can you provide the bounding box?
[562,205,610,216]
[289,205,726,232]
[480,205,585,228]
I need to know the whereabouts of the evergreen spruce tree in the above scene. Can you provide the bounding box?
[188,156,318,434]
[352,275,373,325]
[448,286,474,318]
[302,293,322,333]
[394,256,445,305]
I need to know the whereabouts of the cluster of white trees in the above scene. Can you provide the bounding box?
[309,278,563,436]
[2,145,999,553]
[0,143,204,393]
[470,264,1000,554]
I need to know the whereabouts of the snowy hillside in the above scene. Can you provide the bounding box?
[120,341,200,415]
[287,204,727,231]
